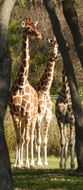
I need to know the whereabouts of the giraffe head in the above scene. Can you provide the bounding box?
[22,17,42,39]
[47,36,59,58]
[62,68,68,84]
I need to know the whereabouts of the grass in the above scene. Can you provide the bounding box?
[13,168,83,190]
[47,156,77,169]
[11,156,83,190]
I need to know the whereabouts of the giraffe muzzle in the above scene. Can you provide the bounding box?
[37,32,42,40]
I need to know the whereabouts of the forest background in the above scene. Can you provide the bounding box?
[5,0,83,158]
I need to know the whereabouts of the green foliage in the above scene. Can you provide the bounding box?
[11,61,20,82]
[48,121,60,156]
[29,50,49,85]
[9,19,21,46]
[9,33,21,46]
[4,108,16,154]
[31,51,48,72]
[8,18,22,82]
[32,51,48,67]
[15,0,29,7]
[79,87,83,97]
[51,80,62,95]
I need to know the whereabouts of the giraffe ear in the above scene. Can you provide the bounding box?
[53,36,57,42]
[47,38,51,43]
[34,21,38,27]
[27,17,33,24]
[28,17,32,22]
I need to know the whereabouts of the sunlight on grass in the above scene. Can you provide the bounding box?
[12,156,82,190]
[11,155,77,170]
[49,156,77,169]
[36,156,77,169]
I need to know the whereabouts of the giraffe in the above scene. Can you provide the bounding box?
[9,18,42,168]
[35,37,59,166]
[55,69,75,169]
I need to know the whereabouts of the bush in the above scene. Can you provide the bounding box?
[4,108,16,155]
[48,113,60,156]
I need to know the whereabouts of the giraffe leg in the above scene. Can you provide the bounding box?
[20,122,25,167]
[30,118,37,167]
[25,121,30,168]
[43,110,52,166]
[13,118,21,168]
[34,128,37,152]
[14,141,20,167]
[36,103,47,166]
[59,123,65,169]
[70,125,75,169]
[43,122,49,166]
[64,125,69,169]
[36,121,43,166]
[20,140,25,167]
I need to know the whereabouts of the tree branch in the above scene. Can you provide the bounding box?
[62,0,83,68]
[43,0,83,119]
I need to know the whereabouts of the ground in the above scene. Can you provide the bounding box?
[12,156,83,190]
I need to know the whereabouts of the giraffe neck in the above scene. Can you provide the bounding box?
[16,32,30,85]
[37,57,55,92]
[61,70,71,102]
[36,44,58,92]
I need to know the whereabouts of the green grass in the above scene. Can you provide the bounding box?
[47,156,77,169]
[12,156,83,190]
[13,167,83,190]
[11,156,77,169]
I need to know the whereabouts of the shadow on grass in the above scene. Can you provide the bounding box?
[13,168,83,190]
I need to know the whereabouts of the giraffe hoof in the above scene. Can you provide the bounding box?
[59,162,65,169]
[71,163,75,169]
[30,164,35,169]
[25,162,30,168]
[30,161,35,168]
[20,162,25,168]
[43,161,48,166]
[13,163,17,168]
[36,161,43,166]
[13,163,20,168]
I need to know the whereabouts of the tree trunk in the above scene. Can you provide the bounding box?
[62,0,83,68]
[75,121,83,171]
[0,0,16,189]
[43,0,83,171]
